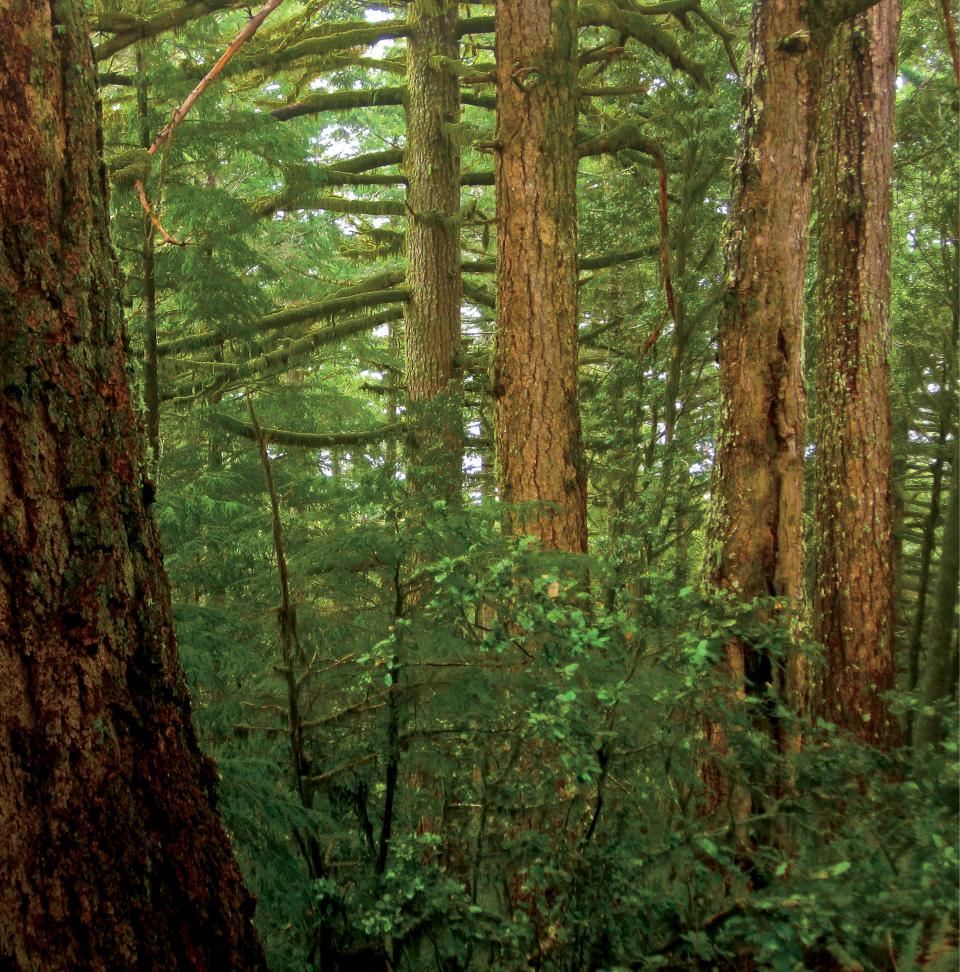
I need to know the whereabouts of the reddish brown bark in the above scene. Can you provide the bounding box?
[703,0,828,817]
[404,0,463,495]
[813,0,902,747]
[491,0,587,553]
[0,4,264,968]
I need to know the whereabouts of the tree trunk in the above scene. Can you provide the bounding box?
[404,0,463,497]
[491,0,587,553]
[703,0,825,814]
[812,0,902,746]
[708,0,821,608]
[913,458,960,747]
[0,5,264,968]
[135,45,161,474]
[907,395,952,696]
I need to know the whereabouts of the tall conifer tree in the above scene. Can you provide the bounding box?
[813,0,902,746]
[491,0,588,553]
[0,4,264,966]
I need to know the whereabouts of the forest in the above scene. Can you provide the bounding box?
[0,0,957,968]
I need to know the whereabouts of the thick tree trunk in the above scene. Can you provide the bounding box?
[0,5,264,969]
[703,0,824,814]
[812,0,902,746]
[708,0,820,609]
[404,0,463,496]
[914,459,960,747]
[492,0,587,553]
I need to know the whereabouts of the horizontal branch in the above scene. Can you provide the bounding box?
[578,122,665,162]
[254,164,494,216]
[462,247,655,276]
[159,289,408,357]
[462,279,495,310]
[241,16,494,74]
[163,306,406,401]
[306,147,405,176]
[271,86,494,122]
[257,194,406,219]
[211,412,407,448]
[94,0,245,61]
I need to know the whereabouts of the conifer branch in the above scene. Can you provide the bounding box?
[93,0,246,61]
[212,413,408,448]
[159,290,408,357]
[577,2,711,87]
[271,86,494,122]
[133,0,286,243]
[254,194,406,219]
[162,307,406,401]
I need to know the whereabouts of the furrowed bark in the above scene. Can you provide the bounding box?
[704,0,828,821]
[404,0,464,497]
[135,46,160,471]
[0,3,264,967]
[813,0,902,747]
[492,0,587,552]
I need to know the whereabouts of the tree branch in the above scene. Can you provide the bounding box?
[159,289,408,357]
[577,2,710,87]
[212,412,408,448]
[93,0,246,61]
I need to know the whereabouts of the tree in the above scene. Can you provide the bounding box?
[813,0,902,746]
[491,0,588,552]
[404,0,464,495]
[703,0,824,816]
[914,457,960,747]
[0,4,264,967]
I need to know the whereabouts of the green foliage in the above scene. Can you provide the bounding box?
[92,0,958,967]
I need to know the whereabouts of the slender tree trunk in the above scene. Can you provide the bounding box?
[404,0,463,497]
[914,458,960,747]
[135,45,161,473]
[492,0,587,553]
[0,5,264,968]
[703,0,825,815]
[907,416,949,691]
[812,0,902,746]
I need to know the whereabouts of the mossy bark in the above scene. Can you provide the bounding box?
[913,459,960,747]
[135,45,160,471]
[907,414,950,696]
[404,0,464,496]
[492,0,587,552]
[813,0,902,747]
[703,0,827,818]
[0,4,264,968]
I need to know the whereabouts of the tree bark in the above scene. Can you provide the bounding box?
[812,0,902,746]
[0,4,264,968]
[491,0,587,552]
[913,458,960,747]
[135,45,160,473]
[908,435,946,679]
[708,0,821,609]
[404,0,463,496]
[703,0,826,815]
